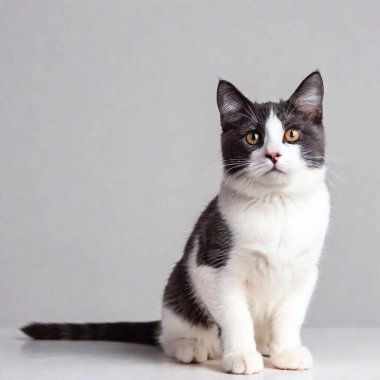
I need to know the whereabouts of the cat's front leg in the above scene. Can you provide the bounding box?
[210,276,264,374]
[269,269,318,370]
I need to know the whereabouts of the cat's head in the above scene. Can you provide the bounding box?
[217,71,325,190]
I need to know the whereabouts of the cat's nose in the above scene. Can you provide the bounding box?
[265,151,282,164]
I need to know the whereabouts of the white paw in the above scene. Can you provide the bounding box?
[271,345,313,370]
[223,350,264,374]
[174,338,208,364]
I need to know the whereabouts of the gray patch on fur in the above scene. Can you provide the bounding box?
[196,198,233,268]
[163,197,233,327]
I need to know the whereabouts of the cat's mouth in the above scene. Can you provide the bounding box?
[265,166,285,175]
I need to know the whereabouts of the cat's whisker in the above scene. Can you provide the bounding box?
[239,102,258,123]
[326,167,345,184]
[285,104,297,121]
[223,167,255,186]
[197,159,251,179]
[237,113,257,125]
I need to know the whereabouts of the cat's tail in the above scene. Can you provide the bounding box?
[21,321,160,346]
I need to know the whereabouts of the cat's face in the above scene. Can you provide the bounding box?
[217,72,325,188]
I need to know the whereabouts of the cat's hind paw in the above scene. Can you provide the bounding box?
[173,338,208,364]
[271,345,313,370]
[223,350,264,374]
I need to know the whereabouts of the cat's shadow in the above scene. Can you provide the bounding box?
[20,338,166,362]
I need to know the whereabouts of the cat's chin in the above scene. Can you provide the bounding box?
[256,177,290,188]
[223,167,326,199]
[222,171,292,195]
[256,169,290,186]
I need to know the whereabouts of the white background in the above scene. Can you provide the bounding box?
[1,0,379,327]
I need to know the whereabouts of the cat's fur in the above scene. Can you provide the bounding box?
[22,71,330,374]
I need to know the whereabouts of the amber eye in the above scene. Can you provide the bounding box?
[284,128,301,143]
[246,131,261,145]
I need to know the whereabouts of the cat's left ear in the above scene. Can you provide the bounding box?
[288,71,324,120]
[217,80,251,127]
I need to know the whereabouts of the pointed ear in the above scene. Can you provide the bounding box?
[217,80,250,123]
[288,71,324,119]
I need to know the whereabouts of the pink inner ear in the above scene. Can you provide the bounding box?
[297,105,322,120]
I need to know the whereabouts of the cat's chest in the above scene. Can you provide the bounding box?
[220,186,329,261]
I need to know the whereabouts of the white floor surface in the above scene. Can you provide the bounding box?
[0,328,379,380]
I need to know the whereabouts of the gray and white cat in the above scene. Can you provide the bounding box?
[22,71,330,374]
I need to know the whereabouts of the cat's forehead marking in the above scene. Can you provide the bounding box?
[265,109,284,145]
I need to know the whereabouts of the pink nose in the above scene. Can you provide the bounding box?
[265,151,282,164]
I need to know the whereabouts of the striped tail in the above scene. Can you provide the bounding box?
[21,321,160,346]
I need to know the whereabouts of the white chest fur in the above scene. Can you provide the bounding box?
[217,175,330,315]
[219,182,330,263]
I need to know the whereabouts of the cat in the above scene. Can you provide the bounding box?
[22,71,330,374]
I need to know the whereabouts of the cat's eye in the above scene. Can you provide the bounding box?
[246,131,261,145]
[284,128,301,143]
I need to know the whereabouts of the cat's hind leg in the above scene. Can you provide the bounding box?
[159,307,221,364]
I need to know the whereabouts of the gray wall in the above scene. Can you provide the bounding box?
[1,0,379,327]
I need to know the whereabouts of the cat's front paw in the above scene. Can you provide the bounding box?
[223,350,264,374]
[271,345,313,370]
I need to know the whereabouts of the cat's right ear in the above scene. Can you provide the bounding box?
[287,71,324,121]
[217,80,250,127]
